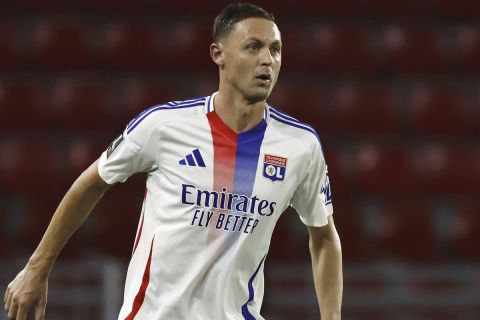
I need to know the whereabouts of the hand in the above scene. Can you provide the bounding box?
[4,267,48,320]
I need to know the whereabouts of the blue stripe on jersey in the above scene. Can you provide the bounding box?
[127,98,206,130]
[220,118,267,272]
[269,111,321,143]
[126,100,205,134]
[241,255,266,320]
[269,107,319,135]
[127,104,161,130]
[167,97,206,106]
[233,119,267,198]
[205,95,213,113]
[127,101,191,131]
[269,106,300,122]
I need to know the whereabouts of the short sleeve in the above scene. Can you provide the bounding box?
[290,140,333,227]
[97,114,159,184]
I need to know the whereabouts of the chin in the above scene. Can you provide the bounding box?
[247,88,272,103]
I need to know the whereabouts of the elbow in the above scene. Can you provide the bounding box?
[309,225,342,258]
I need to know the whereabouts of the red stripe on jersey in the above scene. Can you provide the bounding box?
[207,111,237,241]
[207,111,237,191]
[124,236,155,320]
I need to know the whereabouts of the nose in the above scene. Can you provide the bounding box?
[260,47,273,66]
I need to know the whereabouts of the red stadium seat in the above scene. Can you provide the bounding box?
[375,202,440,262]
[20,193,59,251]
[0,82,48,132]
[86,0,213,14]
[121,80,181,121]
[65,139,107,184]
[267,83,333,138]
[83,0,152,12]
[271,0,360,16]
[474,87,480,135]
[32,23,92,70]
[90,188,144,258]
[154,0,218,15]
[162,22,214,73]
[12,190,88,259]
[333,202,370,263]
[0,24,25,71]
[308,26,377,74]
[190,76,218,98]
[411,144,479,195]
[301,0,360,16]
[102,24,165,72]
[364,0,434,18]
[50,79,114,132]
[13,0,78,11]
[268,210,297,262]
[0,197,6,256]
[0,140,63,193]
[382,26,447,74]
[453,26,480,74]
[436,0,480,19]
[346,144,417,194]
[407,86,473,136]
[450,203,480,261]
[329,84,399,135]
[268,82,324,115]
[278,25,305,72]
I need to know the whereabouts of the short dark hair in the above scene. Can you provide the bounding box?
[213,3,275,42]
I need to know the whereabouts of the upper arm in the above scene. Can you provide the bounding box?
[73,159,114,195]
[307,215,341,250]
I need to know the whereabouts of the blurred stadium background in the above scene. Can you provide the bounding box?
[1,0,479,319]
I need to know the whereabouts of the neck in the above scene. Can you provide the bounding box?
[213,88,266,133]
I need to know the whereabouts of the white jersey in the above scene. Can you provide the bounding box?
[98,92,333,320]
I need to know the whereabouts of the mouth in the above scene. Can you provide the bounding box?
[255,73,272,85]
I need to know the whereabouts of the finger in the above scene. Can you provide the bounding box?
[16,305,28,320]
[5,291,12,313]
[4,285,9,303]
[7,300,17,319]
[34,300,46,320]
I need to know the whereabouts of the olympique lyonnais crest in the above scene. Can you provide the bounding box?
[263,154,287,182]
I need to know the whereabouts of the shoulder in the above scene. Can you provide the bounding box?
[268,105,323,153]
[125,96,208,135]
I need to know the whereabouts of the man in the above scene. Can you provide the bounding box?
[4,3,342,319]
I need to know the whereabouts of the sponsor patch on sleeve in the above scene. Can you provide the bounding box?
[106,133,124,158]
[321,166,333,205]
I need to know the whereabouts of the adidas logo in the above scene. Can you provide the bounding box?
[179,148,206,167]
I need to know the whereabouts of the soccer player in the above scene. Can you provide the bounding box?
[4,3,342,320]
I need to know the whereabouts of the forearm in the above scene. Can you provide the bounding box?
[309,223,343,319]
[28,160,111,276]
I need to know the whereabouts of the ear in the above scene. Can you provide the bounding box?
[210,42,225,67]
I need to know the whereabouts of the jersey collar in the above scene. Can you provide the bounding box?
[204,91,270,123]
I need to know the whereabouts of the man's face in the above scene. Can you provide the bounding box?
[219,18,282,103]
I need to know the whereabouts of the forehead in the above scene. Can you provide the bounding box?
[227,18,281,43]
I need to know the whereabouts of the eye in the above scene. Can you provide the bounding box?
[247,43,260,51]
[271,46,281,55]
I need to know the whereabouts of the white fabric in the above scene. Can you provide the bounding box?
[97,94,333,320]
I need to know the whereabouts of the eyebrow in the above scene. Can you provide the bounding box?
[245,37,282,45]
